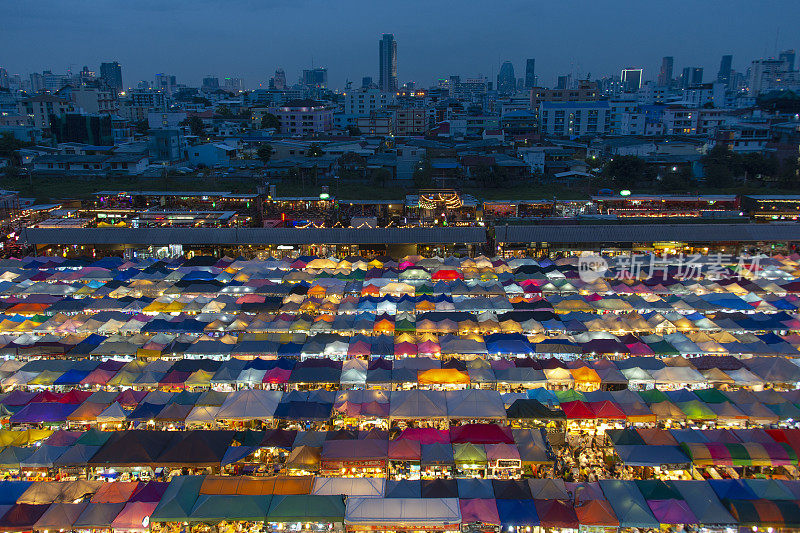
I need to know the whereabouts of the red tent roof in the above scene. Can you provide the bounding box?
[560,400,596,420]
[449,423,514,445]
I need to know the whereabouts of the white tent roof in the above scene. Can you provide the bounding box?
[312,477,385,498]
[445,389,506,419]
[215,389,281,421]
[345,498,461,527]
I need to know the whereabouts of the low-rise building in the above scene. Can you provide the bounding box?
[270,99,333,135]
[17,94,73,129]
[187,143,237,167]
[357,112,393,136]
[33,153,149,175]
[393,108,427,135]
[539,101,610,137]
[343,88,395,116]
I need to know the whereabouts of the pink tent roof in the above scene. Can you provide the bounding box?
[417,340,441,354]
[626,342,655,355]
[111,502,158,531]
[80,368,118,386]
[360,401,390,418]
[396,427,449,445]
[388,439,421,460]
[459,499,500,525]
[263,368,292,384]
[394,341,418,357]
[485,443,521,461]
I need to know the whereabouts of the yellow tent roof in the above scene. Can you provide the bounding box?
[418,368,470,385]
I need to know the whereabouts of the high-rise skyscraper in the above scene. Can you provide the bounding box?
[497,61,515,95]
[717,55,733,85]
[620,68,643,92]
[202,76,220,90]
[99,61,123,93]
[302,68,328,88]
[658,56,674,86]
[779,49,796,72]
[271,69,287,90]
[525,59,536,88]
[681,67,704,88]
[379,34,398,92]
[154,73,177,95]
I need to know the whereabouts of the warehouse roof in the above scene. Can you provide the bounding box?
[496,223,800,243]
[22,227,485,246]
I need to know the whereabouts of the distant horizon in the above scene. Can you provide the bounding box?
[2,0,798,90]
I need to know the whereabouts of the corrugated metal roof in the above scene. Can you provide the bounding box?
[496,224,800,243]
[23,227,485,246]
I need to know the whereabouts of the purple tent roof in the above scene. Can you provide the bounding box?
[646,499,698,525]
[9,402,78,424]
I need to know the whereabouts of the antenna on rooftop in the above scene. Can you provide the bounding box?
[774,27,780,56]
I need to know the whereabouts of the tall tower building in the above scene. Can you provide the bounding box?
[620,68,643,92]
[497,61,515,95]
[272,69,287,90]
[525,58,536,88]
[658,57,673,86]
[717,55,733,85]
[681,67,704,88]
[779,49,796,72]
[99,61,123,93]
[379,34,398,92]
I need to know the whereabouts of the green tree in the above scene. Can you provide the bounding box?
[601,155,653,188]
[659,165,692,191]
[370,167,392,186]
[180,116,204,136]
[473,163,495,188]
[346,125,361,136]
[413,154,434,189]
[307,143,324,157]
[215,104,233,118]
[256,144,273,163]
[134,120,149,135]
[0,132,32,159]
[741,152,778,183]
[701,145,742,188]
[260,113,281,130]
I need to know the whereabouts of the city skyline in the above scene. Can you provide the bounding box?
[2,0,799,90]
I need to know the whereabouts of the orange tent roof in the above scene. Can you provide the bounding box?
[91,481,141,503]
[361,285,380,296]
[570,366,601,383]
[7,302,50,314]
[374,319,395,333]
[418,368,470,385]
[200,475,313,495]
[575,500,619,527]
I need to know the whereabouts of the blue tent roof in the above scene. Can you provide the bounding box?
[496,499,539,527]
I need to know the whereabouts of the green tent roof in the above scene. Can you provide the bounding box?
[646,340,680,356]
[267,495,345,523]
[676,400,717,421]
[74,428,112,446]
[189,495,272,523]
[151,475,204,523]
[638,389,669,404]
[453,442,487,465]
[693,388,729,404]
[554,389,586,403]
